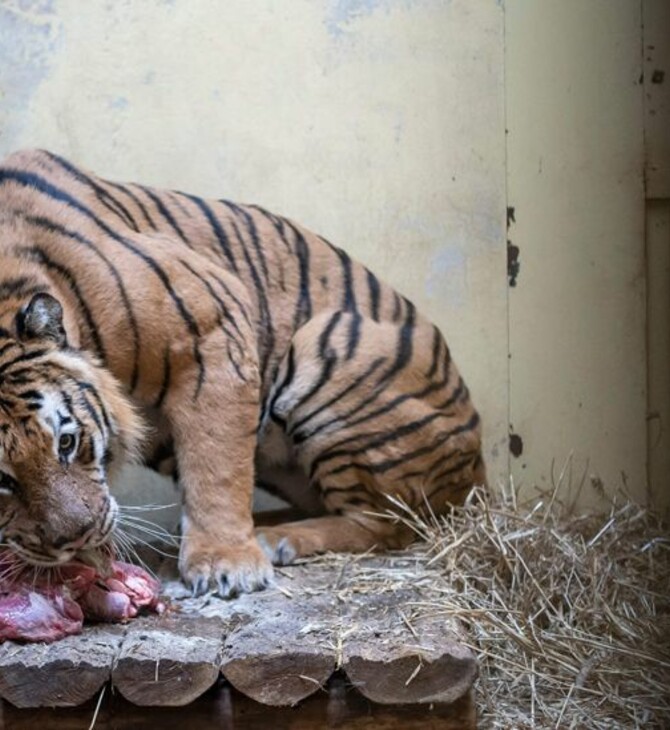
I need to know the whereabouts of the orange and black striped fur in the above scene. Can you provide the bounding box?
[0,149,485,596]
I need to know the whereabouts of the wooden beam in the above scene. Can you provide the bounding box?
[0,626,124,708]
[111,615,224,706]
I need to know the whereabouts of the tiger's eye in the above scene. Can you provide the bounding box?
[0,472,16,495]
[59,433,77,457]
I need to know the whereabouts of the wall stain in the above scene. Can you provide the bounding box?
[507,240,520,287]
[0,0,61,152]
[506,205,519,287]
[324,0,425,38]
[509,432,523,458]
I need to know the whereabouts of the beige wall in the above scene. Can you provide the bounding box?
[505,0,648,508]
[1,1,664,512]
[644,0,670,517]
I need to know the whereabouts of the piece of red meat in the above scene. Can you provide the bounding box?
[0,585,83,643]
[0,549,164,643]
[78,562,164,621]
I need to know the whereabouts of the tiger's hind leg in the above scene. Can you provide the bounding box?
[256,308,484,564]
[257,513,414,566]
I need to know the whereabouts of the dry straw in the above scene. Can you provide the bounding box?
[370,468,670,729]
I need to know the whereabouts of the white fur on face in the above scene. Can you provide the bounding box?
[36,390,69,459]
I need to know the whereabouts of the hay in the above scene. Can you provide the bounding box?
[296,477,670,729]
[388,479,670,728]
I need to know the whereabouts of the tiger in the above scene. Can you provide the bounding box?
[0,149,485,597]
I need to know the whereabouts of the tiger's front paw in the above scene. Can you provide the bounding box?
[179,534,274,598]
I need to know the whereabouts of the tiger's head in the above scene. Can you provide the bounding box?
[0,291,143,566]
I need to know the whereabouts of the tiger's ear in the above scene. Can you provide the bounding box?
[17,293,67,347]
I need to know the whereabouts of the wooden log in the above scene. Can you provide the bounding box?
[341,591,477,705]
[111,615,224,706]
[0,625,124,708]
[218,589,337,706]
[220,612,336,706]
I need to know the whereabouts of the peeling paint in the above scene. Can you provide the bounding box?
[426,247,467,309]
[109,96,129,110]
[0,0,61,149]
[507,240,520,287]
[506,205,519,286]
[324,0,431,38]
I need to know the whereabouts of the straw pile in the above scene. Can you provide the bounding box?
[368,478,670,729]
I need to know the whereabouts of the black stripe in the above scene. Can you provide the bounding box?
[267,346,296,424]
[178,259,245,343]
[366,270,381,322]
[168,191,193,219]
[0,277,45,303]
[346,312,362,360]
[104,181,158,230]
[426,325,445,379]
[340,363,456,435]
[208,272,253,330]
[400,448,476,482]
[381,299,416,382]
[44,152,139,231]
[178,260,249,385]
[318,310,343,357]
[154,347,171,409]
[224,212,275,377]
[282,220,312,331]
[288,312,342,412]
[392,293,403,322]
[182,194,239,273]
[138,185,190,245]
[76,381,110,435]
[430,456,478,486]
[16,389,43,404]
[248,205,293,253]
[221,201,270,283]
[225,338,246,382]
[320,482,368,498]
[335,247,356,313]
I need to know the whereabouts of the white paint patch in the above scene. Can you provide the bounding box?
[0,0,62,150]
[324,0,427,38]
[426,247,467,310]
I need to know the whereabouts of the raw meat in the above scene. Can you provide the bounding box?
[0,586,84,643]
[0,550,164,643]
